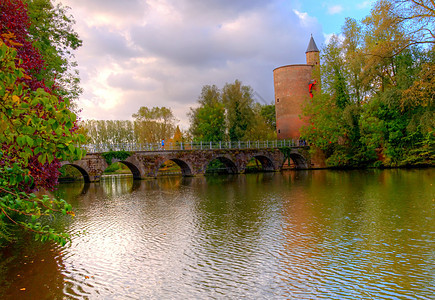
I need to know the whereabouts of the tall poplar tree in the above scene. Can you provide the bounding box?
[133,106,177,143]
[222,80,255,141]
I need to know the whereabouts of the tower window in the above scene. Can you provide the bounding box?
[278,129,281,133]
[277,98,279,103]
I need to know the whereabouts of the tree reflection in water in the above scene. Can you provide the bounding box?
[0,169,433,299]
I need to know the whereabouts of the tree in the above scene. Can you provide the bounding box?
[321,36,351,109]
[402,52,435,110]
[391,0,435,47]
[133,106,177,143]
[301,93,346,159]
[333,67,351,109]
[259,103,276,131]
[1,0,84,190]
[362,0,410,92]
[172,126,183,144]
[222,80,255,141]
[0,41,84,245]
[189,82,277,142]
[1,0,82,109]
[189,85,226,141]
[244,103,277,140]
[1,0,84,245]
[342,18,366,104]
[320,35,345,95]
[305,35,359,166]
[25,0,83,106]
[0,0,45,91]
[303,1,434,167]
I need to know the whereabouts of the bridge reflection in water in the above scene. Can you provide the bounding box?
[62,140,311,183]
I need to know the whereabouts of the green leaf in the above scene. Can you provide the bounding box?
[68,144,75,154]
[38,153,47,165]
[34,147,43,155]
[16,136,25,147]
[25,135,34,147]
[75,148,82,159]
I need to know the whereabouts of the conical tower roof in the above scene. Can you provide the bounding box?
[305,35,319,53]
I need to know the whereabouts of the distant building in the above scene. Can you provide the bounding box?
[274,35,320,140]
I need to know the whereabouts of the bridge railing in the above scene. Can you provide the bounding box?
[81,139,308,153]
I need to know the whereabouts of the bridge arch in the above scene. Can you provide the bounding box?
[156,158,193,177]
[205,156,238,174]
[246,154,277,172]
[287,152,308,169]
[169,158,193,176]
[117,160,142,180]
[61,163,91,183]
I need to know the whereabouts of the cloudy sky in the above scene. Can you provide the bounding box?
[59,0,375,128]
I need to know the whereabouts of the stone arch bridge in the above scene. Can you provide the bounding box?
[61,147,311,183]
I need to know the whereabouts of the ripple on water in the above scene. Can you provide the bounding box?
[1,171,433,299]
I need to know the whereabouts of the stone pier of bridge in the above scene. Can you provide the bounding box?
[61,147,311,183]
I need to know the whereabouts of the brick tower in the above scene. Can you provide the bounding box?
[274,36,320,140]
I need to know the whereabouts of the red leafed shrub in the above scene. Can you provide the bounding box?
[0,0,66,191]
[0,0,48,91]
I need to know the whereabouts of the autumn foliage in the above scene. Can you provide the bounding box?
[0,0,81,191]
[301,0,434,167]
[0,0,47,91]
[0,0,84,245]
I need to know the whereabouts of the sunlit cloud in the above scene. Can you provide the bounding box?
[58,0,323,128]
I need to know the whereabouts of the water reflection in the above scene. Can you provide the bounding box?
[0,169,433,299]
[0,238,66,298]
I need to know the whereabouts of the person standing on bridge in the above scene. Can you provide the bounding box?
[161,139,165,150]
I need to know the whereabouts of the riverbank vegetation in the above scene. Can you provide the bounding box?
[79,80,276,147]
[302,0,434,168]
[80,107,179,145]
[188,80,276,142]
[0,0,84,246]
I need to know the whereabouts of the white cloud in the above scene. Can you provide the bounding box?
[328,5,343,15]
[357,1,374,9]
[293,9,318,28]
[59,0,323,129]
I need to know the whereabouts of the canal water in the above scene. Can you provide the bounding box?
[0,169,434,299]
